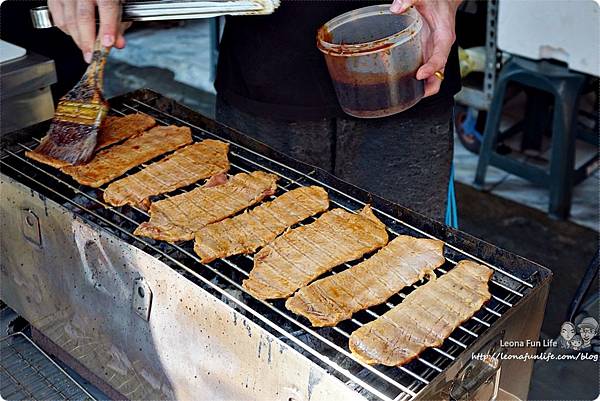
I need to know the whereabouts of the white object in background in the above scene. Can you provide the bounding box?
[497,0,599,77]
[459,46,486,77]
[0,40,26,64]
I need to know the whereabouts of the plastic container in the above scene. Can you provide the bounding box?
[317,5,424,118]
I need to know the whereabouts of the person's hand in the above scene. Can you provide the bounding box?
[390,0,461,97]
[48,0,131,63]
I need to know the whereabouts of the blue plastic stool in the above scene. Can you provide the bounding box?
[474,56,591,219]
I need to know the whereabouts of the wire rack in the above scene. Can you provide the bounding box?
[0,94,539,401]
[0,333,95,401]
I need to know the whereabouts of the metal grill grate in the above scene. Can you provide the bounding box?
[0,333,95,401]
[0,94,537,401]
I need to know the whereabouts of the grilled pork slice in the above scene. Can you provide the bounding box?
[286,236,445,327]
[104,139,230,209]
[25,150,74,169]
[194,186,329,263]
[243,205,389,300]
[97,114,157,149]
[61,125,192,187]
[25,114,156,168]
[349,260,492,366]
[134,171,278,242]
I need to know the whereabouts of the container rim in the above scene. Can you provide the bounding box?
[317,4,422,57]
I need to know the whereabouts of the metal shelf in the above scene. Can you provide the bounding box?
[0,332,95,401]
[456,0,501,111]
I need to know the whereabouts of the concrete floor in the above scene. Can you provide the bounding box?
[101,19,599,401]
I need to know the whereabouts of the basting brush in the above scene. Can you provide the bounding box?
[33,39,110,165]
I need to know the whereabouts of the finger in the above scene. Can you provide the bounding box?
[76,0,97,63]
[97,0,121,47]
[114,22,132,49]
[62,0,81,48]
[115,35,126,49]
[48,0,66,33]
[416,29,454,80]
[423,75,443,98]
[390,0,415,14]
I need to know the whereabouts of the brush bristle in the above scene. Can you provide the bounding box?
[33,99,108,165]
[34,125,99,165]
[33,44,109,166]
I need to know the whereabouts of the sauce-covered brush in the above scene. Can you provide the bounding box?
[31,39,109,165]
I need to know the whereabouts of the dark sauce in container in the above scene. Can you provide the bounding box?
[317,5,424,118]
[330,68,424,118]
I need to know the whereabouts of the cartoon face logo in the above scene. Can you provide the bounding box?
[570,335,583,351]
[577,317,598,348]
[560,322,576,341]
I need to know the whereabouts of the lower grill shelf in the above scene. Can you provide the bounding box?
[0,332,95,401]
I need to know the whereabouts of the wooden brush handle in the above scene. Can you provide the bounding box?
[58,38,110,104]
[86,38,110,96]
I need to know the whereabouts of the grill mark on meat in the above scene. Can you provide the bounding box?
[162,172,244,225]
[311,211,389,250]
[313,284,347,314]
[258,218,341,276]
[324,274,364,311]
[151,171,274,238]
[210,176,275,209]
[286,236,444,327]
[349,260,492,366]
[408,303,452,341]
[421,282,467,313]
[61,125,192,187]
[269,207,385,266]
[265,211,371,274]
[104,140,230,208]
[277,232,337,271]
[243,206,388,300]
[134,171,278,242]
[193,186,329,263]
[386,308,442,344]
[243,189,326,229]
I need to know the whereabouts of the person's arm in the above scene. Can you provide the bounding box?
[48,0,129,63]
[390,0,462,97]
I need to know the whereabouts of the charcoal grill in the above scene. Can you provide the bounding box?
[0,89,552,401]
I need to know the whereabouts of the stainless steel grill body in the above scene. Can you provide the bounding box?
[0,90,552,401]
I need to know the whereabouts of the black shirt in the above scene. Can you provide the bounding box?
[215,1,461,120]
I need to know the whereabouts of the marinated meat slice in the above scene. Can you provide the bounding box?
[286,236,445,326]
[61,125,192,187]
[97,114,156,149]
[104,139,230,209]
[194,186,329,263]
[24,150,73,169]
[243,205,389,300]
[25,114,156,168]
[349,260,492,366]
[134,171,278,242]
